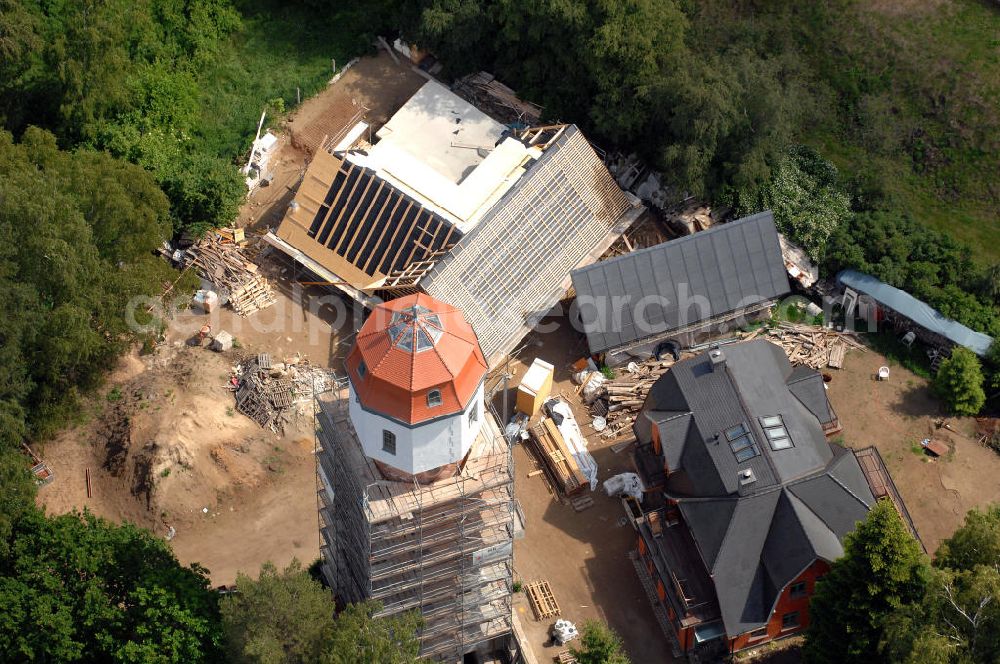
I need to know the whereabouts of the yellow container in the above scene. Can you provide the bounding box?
[516,358,555,416]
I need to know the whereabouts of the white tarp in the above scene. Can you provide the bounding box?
[603,472,645,502]
[547,400,598,490]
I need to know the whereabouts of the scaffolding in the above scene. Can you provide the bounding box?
[315,390,515,661]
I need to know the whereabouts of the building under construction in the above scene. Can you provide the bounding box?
[265,78,642,366]
[315,294,516,661]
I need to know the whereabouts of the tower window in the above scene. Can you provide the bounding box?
[427,389,442,408]
[382,430,396,455]
[357,361,367,380]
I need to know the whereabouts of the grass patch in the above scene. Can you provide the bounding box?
[860,330,933,379]
[106,387,123,403]
[195,0,371,160]
[805,1,1000,264]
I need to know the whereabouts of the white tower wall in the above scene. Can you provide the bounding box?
[348,381,485,476]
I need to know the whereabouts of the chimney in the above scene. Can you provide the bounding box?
[738,468,757,496]
[709,347,726,371]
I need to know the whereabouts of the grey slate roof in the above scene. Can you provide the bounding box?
[571,211,791,354]
[640,340,876,636]
[422,125,634,363]
[838,269,993,356]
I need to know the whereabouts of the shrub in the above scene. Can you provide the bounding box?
[932,347,985,416]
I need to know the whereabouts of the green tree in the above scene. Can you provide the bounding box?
[803,500,929,664]
[322,599,422,664]
[0,509,223,662]
[933,347,986,417]
[0,128,178,440]
[221,560,336,663]
[882,505,1000,663]
[220,560,422,664]
[935,505,1000,572]
[734,145,851,261]
[569,620,631,664]
[883,566,1000,664]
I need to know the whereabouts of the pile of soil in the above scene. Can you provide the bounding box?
[40,343,310,533]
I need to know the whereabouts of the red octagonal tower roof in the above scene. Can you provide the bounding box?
[346,293,488,425]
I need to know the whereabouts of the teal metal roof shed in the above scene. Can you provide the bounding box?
[837,269,993,356]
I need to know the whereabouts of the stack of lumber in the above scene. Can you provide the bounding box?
[594,359,675,440]
[764,322,866,370]
[187,238,276,316]
[528,419,587,496]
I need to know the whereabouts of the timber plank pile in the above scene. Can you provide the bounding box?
[528,419,586,496]
[764,322,866,370]
[595,359,675,441]
[187,238,276,316]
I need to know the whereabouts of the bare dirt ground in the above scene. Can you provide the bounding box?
[238,52,426,234]
[826,347,1000,553]
[502,318,677,664]
[37,52,427,589]
[35,338,325,585]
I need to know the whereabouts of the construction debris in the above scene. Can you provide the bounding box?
[22,443,54,486]
[584,323,866,439]
[187,237,276,316]
[451,71,543,125]
[601,213,673,259]
[587,357,676,441]
[228,355,343,432]
[764,322,867,371]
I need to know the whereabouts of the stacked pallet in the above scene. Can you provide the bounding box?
[187,238,276,316]
[528,419,587,496]
[229,356,296,432]
[525,580,560,620]
[765,322,866,370]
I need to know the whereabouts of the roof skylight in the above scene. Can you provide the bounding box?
[724,422,760,463]
[759,415,793,451]
[388,305,445,353]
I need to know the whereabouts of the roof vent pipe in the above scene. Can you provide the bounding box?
[738,468,757,496]
[709,347,726,371]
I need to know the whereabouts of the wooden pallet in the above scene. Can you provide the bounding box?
[557,651,578,664]
[526,580,560,620]
[570,494,594,512]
